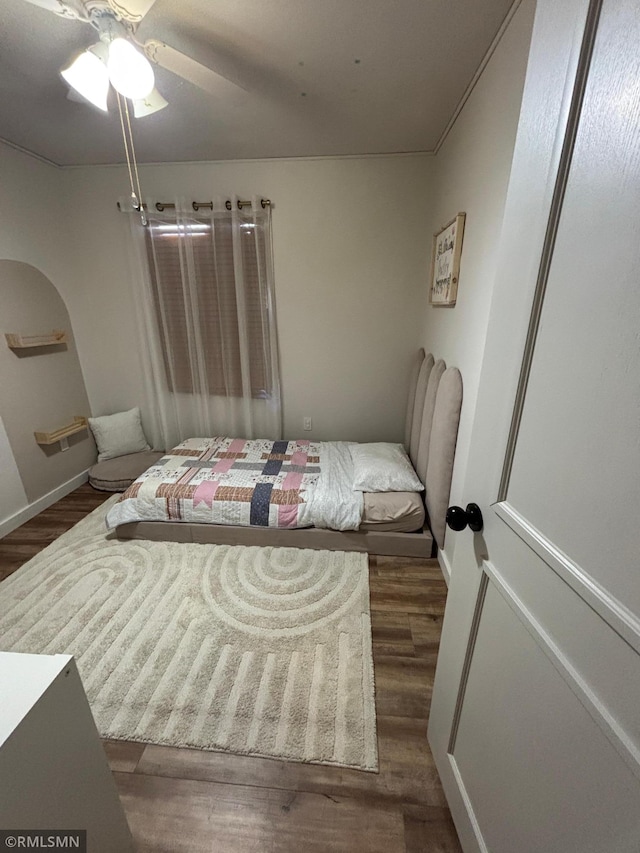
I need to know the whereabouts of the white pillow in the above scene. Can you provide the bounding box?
[351,442,424,493]
[88,407,150,462]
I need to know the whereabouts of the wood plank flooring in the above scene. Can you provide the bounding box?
[0,484,461,852]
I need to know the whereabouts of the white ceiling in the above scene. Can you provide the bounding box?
[0,0,515,166]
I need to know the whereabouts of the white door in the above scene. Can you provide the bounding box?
[428,1,640,851]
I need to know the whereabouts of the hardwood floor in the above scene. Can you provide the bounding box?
[0,484,461,852]
[0,484,110,583]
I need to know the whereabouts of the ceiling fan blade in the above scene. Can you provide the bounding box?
[142,40,247,97]
[22,0,86,19]
[107,0,157,24]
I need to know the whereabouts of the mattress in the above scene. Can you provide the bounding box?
[106,436,363,532]
[360,491,425,533]
[107,436,425,536]
[115,490,426,536]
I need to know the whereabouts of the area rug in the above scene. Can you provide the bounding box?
[0,498,377,771]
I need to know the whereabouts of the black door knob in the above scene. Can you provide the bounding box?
[446,503,484,533]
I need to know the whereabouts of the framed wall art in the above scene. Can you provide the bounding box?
[429,212,466,306]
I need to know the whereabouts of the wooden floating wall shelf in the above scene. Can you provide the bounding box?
[5,330,68,349]
[34,416,88,446]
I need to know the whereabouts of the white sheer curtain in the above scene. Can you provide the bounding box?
[127,197,282,450]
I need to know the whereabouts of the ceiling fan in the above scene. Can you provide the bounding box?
[22,0,240,117]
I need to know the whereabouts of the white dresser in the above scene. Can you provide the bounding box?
[0,652,134,852]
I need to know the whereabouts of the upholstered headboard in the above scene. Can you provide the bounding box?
[408,352,434,465]
[404,348,425,451]
[404,351,463,549]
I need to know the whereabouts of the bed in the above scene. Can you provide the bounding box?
[111,350,462,556]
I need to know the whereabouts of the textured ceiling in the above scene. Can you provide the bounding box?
[0,0,515,166]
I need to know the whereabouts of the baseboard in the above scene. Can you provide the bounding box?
[438,548,453,587]
[0,470,89,540]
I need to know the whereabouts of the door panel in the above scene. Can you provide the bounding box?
[453,583,640,853]
[506,0,640,611]
[428,0,640,849]
[486,521,640,765]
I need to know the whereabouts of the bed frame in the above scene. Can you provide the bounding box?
[116,350,463,557]
[115,517,434,557]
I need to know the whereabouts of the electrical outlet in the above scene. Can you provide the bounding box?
[60,437,69,452]
[303,417,312,431]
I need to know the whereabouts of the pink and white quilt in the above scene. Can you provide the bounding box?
[105,437,363,531]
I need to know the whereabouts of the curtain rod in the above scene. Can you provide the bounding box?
[116,198,271,212]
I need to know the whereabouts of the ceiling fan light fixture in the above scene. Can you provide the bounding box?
[133,87,168,118]
[60,49,109,112]
[107,37,155,100]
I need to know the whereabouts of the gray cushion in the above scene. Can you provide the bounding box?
[89,450,164,492]
[416,359,446,484]
[409,353,434,466]
[425,368,463,550]
[404,348,425,449]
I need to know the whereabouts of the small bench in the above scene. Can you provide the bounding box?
[88,450,164,492]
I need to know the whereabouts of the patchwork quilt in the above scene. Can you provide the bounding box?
[105,437,363,531]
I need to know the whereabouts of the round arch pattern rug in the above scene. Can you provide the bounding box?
[0,497,377,771]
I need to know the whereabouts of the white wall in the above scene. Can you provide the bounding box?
[0,145,67,277]
[421,0,536,560]
[0,418,27,524]
[62,155,433,443]
[0,260,95,504]
[0,143,91,532]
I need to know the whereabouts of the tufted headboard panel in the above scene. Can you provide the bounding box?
[404,348,425,449]
[403,350,463,550]
[415,358,446,485]
[425,367,463,550]
[408,353,434,466]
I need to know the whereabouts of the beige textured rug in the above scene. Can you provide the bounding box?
[0,498,377,770]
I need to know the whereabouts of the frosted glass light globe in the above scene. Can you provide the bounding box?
[107,38,155,100]
[61,50,110,111]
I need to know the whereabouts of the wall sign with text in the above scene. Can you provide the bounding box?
[429,213,466,306]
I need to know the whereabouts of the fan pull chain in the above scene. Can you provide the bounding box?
[116,93,136,206]
[123,96,147,226]
[116,92,147,226]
